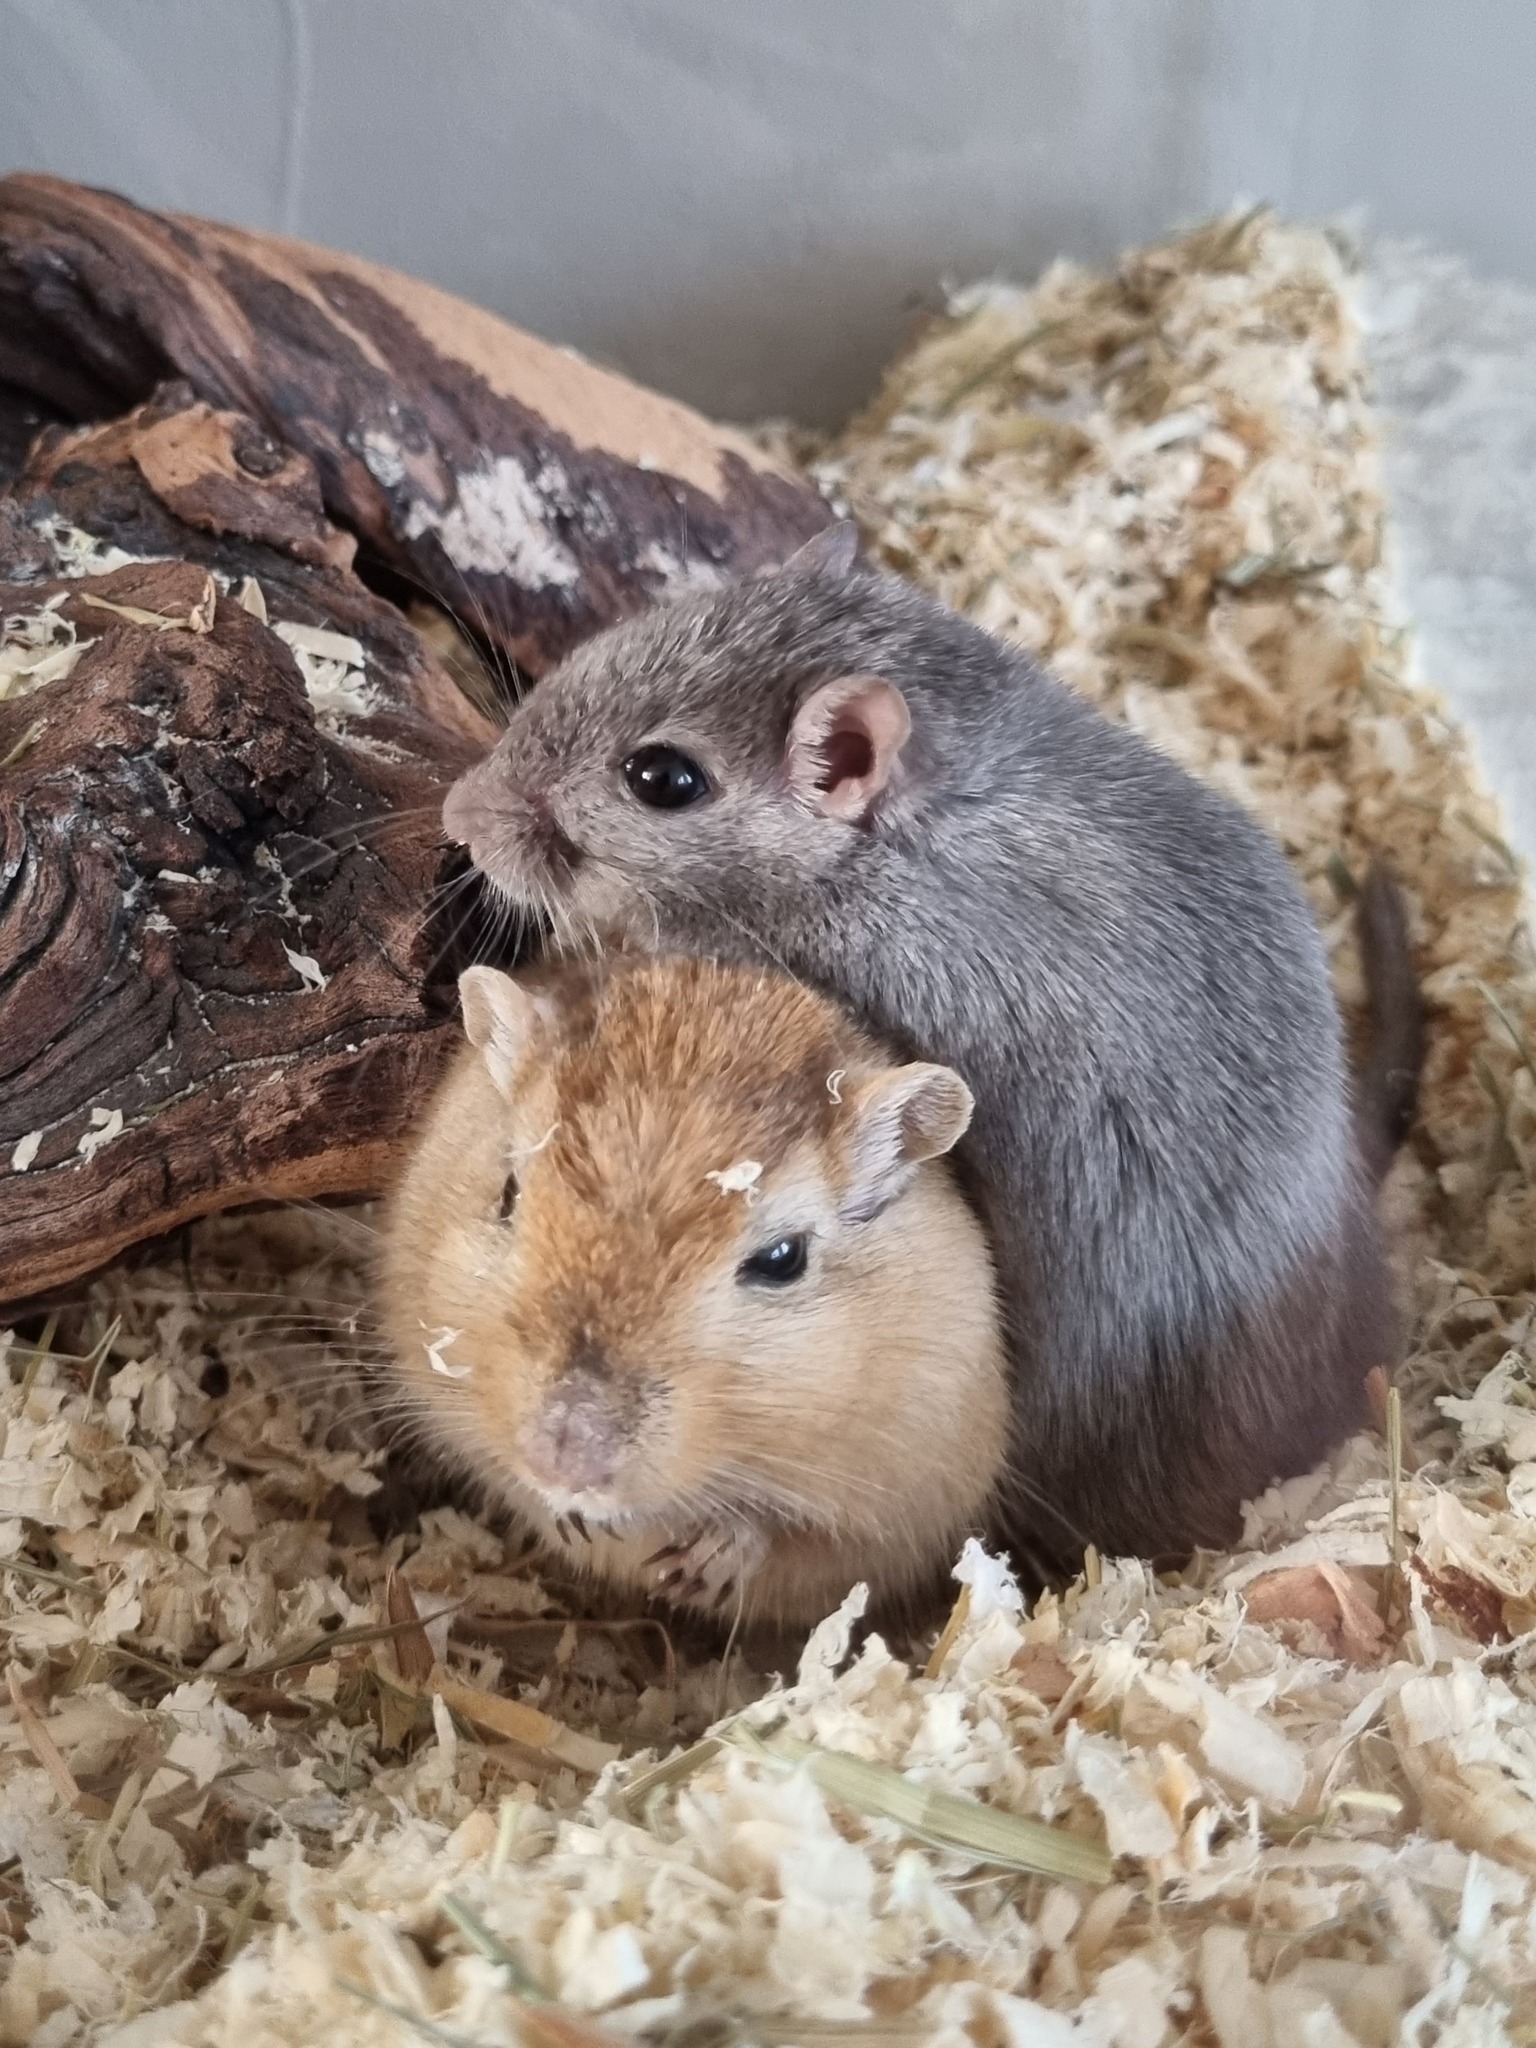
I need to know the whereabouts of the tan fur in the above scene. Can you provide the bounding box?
[381,956,1006,1627]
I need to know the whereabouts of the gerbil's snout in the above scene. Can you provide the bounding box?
[441,755,498,851]
[443,755,580,894]
[520,1349,645,1498]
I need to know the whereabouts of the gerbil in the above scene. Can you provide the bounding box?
[443,525,1424,1572]
[380,953,1007,1627]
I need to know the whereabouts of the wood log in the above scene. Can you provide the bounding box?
[0,173,834,678]
[0,385,499,1303]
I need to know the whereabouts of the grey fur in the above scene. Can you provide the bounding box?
[444,546,1411,1567]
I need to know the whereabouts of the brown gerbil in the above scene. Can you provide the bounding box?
[379,954,1006,1627]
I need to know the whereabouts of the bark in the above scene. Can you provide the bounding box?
[0,387,498,1302]
[0,173,834,678]
[0,380,62,488]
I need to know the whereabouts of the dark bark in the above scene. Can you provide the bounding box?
[0,173,834,678]
[0,389,498,1301]
[0,381,63,488]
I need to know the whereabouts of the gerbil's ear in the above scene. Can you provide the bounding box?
[458,967,553,1098]
[787,675,911,825]
[840,1062,974,1222]
[777,521,860,580]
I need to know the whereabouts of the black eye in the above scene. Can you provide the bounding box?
[497,1170,519,1222]
[738,1234,809,1286]
[623,744,710,810]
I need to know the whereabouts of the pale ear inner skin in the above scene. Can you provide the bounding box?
[457,966,546,1098]
[895,1064,975,1161]
[788,675,911,824]
[842,1062,975,1218]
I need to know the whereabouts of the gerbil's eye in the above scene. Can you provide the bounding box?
[497,1170,519,1222]
[623,744,710,811]
[738,1233,809,1286]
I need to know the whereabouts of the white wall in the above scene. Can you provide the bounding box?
[5,0,1535,426]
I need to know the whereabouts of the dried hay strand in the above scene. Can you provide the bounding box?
[3,208,1536,2047]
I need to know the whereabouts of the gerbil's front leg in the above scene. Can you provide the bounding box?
[644,1523,769,1612]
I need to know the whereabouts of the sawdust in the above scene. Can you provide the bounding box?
[4,209,1536,2046]
[0,592,94,701]
[271,617,380,734]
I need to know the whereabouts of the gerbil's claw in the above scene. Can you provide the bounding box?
[648,1527,760,1611]
[554,1515,573,1543]
[568,1510,590,1542]
[642,1539,691,1568]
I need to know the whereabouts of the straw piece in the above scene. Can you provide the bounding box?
[5,1666,110,1820]
[730,1726,1113,1885]
[419,1667,618,1777]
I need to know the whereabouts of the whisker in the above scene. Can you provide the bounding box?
[362,551,524,719]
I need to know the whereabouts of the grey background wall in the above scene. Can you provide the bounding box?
[4,0,1536,427]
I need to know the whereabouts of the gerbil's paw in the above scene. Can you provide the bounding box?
[644,1525,767,1613]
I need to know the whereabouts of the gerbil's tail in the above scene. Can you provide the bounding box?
[1353,858,1424,1181]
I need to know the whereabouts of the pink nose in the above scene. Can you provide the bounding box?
[523,1369,626,1493]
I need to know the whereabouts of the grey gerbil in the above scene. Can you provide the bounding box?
[443,525,1422,1570]
[380,952,1006,1626]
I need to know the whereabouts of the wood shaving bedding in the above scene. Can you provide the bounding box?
[3,209,1536,2047]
